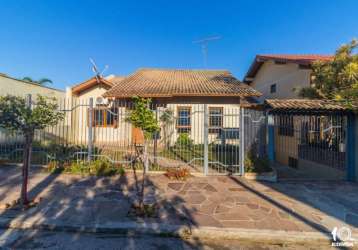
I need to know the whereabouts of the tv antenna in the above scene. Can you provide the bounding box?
[193,36,221,67]
[89,58,109,83]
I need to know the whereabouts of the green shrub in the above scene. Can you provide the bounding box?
[175,133,193,148]
[45,158,125,177]
[244,148,271,173]
[89,159,116,176]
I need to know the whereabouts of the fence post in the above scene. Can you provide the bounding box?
[267,113,275,163]
[240,107,245,175]
[203,104,209,175]
[346,114,356,182]
[88,98,93,162]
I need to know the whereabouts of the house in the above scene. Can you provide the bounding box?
[103,68,260,145]
[0,73,64,99]
[243,55,332,101]
[66,68,260,147]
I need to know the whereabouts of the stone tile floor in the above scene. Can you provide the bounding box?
[0,165,357,236]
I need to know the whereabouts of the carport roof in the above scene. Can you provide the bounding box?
[265,99,354,114]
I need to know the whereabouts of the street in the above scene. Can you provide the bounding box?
[0,229,328,250]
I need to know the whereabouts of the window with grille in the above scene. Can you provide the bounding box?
[89,107,118,127]
[209,107,223,133]
[177,107,191,133]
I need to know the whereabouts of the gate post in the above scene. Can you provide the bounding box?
[88,98,94,162]
[267,113,275,163]
[346,114,356,182]
[203,104,209,175]
[239,107,245,175]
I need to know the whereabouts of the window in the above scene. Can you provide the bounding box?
[209,107,223,133]
[89,107,118,127]
[177,107,191,133]
[270,84,277,93]
[278,116,294,136]
[298,64,311,70]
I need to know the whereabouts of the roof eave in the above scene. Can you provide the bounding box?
[103,92,261,98]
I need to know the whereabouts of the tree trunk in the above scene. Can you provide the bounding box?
[139,142,148,209]
[21,134,32,206]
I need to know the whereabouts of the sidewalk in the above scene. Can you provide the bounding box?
[0,165,357,242]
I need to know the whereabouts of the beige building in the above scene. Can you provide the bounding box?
[0,73,64,99]
[0,73,65,144]
[65,69,260,146]
[243,55,332,101]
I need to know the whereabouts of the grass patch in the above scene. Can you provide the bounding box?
[46,158,126,177]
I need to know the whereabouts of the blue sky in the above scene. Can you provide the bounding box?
[0,0,357,90]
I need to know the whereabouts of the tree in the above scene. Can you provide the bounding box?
[22,77,53,86]
[126,96,159,209]
[297,39,358,108]
[0,95,64,206]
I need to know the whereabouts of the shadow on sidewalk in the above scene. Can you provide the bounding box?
[0,166,203,249]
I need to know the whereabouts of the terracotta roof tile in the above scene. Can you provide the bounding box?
[103,68,260,98]
[244,54,333,82]
[72,76,115,95]
[256,54,333,62]
[265,99,350,112]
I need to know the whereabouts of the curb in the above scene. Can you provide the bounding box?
[0,217,331,243]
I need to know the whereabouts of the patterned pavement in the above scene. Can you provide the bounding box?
[0,165,357,237]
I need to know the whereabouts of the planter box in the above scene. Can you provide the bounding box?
[244,168,277,182]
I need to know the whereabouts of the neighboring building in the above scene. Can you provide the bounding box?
[0,72,65,144]
[0,73,65,99]
[244,55,332,101]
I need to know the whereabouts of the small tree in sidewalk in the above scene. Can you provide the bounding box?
[0,95,64,206]
[127,96,159,210]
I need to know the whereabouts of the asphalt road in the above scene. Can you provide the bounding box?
[0,229,328,250]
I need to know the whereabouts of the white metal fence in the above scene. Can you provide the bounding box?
[0,95,268,175]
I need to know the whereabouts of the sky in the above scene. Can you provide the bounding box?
[0,0,357,90]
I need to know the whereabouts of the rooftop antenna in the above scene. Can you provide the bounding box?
[193,36,221,67]
[89,58,109,83]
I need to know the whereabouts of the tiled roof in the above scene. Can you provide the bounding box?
[256,54,333,62]
[244,54,333,82]
[103,68,261,98]
[105,75,126,84]
[265,99,350,112]
[72,76,115,95]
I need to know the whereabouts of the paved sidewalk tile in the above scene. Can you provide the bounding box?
[0,165,357,237]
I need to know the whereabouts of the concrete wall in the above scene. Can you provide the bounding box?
[0,74,64,99]
[0,75,65,144]
[250,60,312,101]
